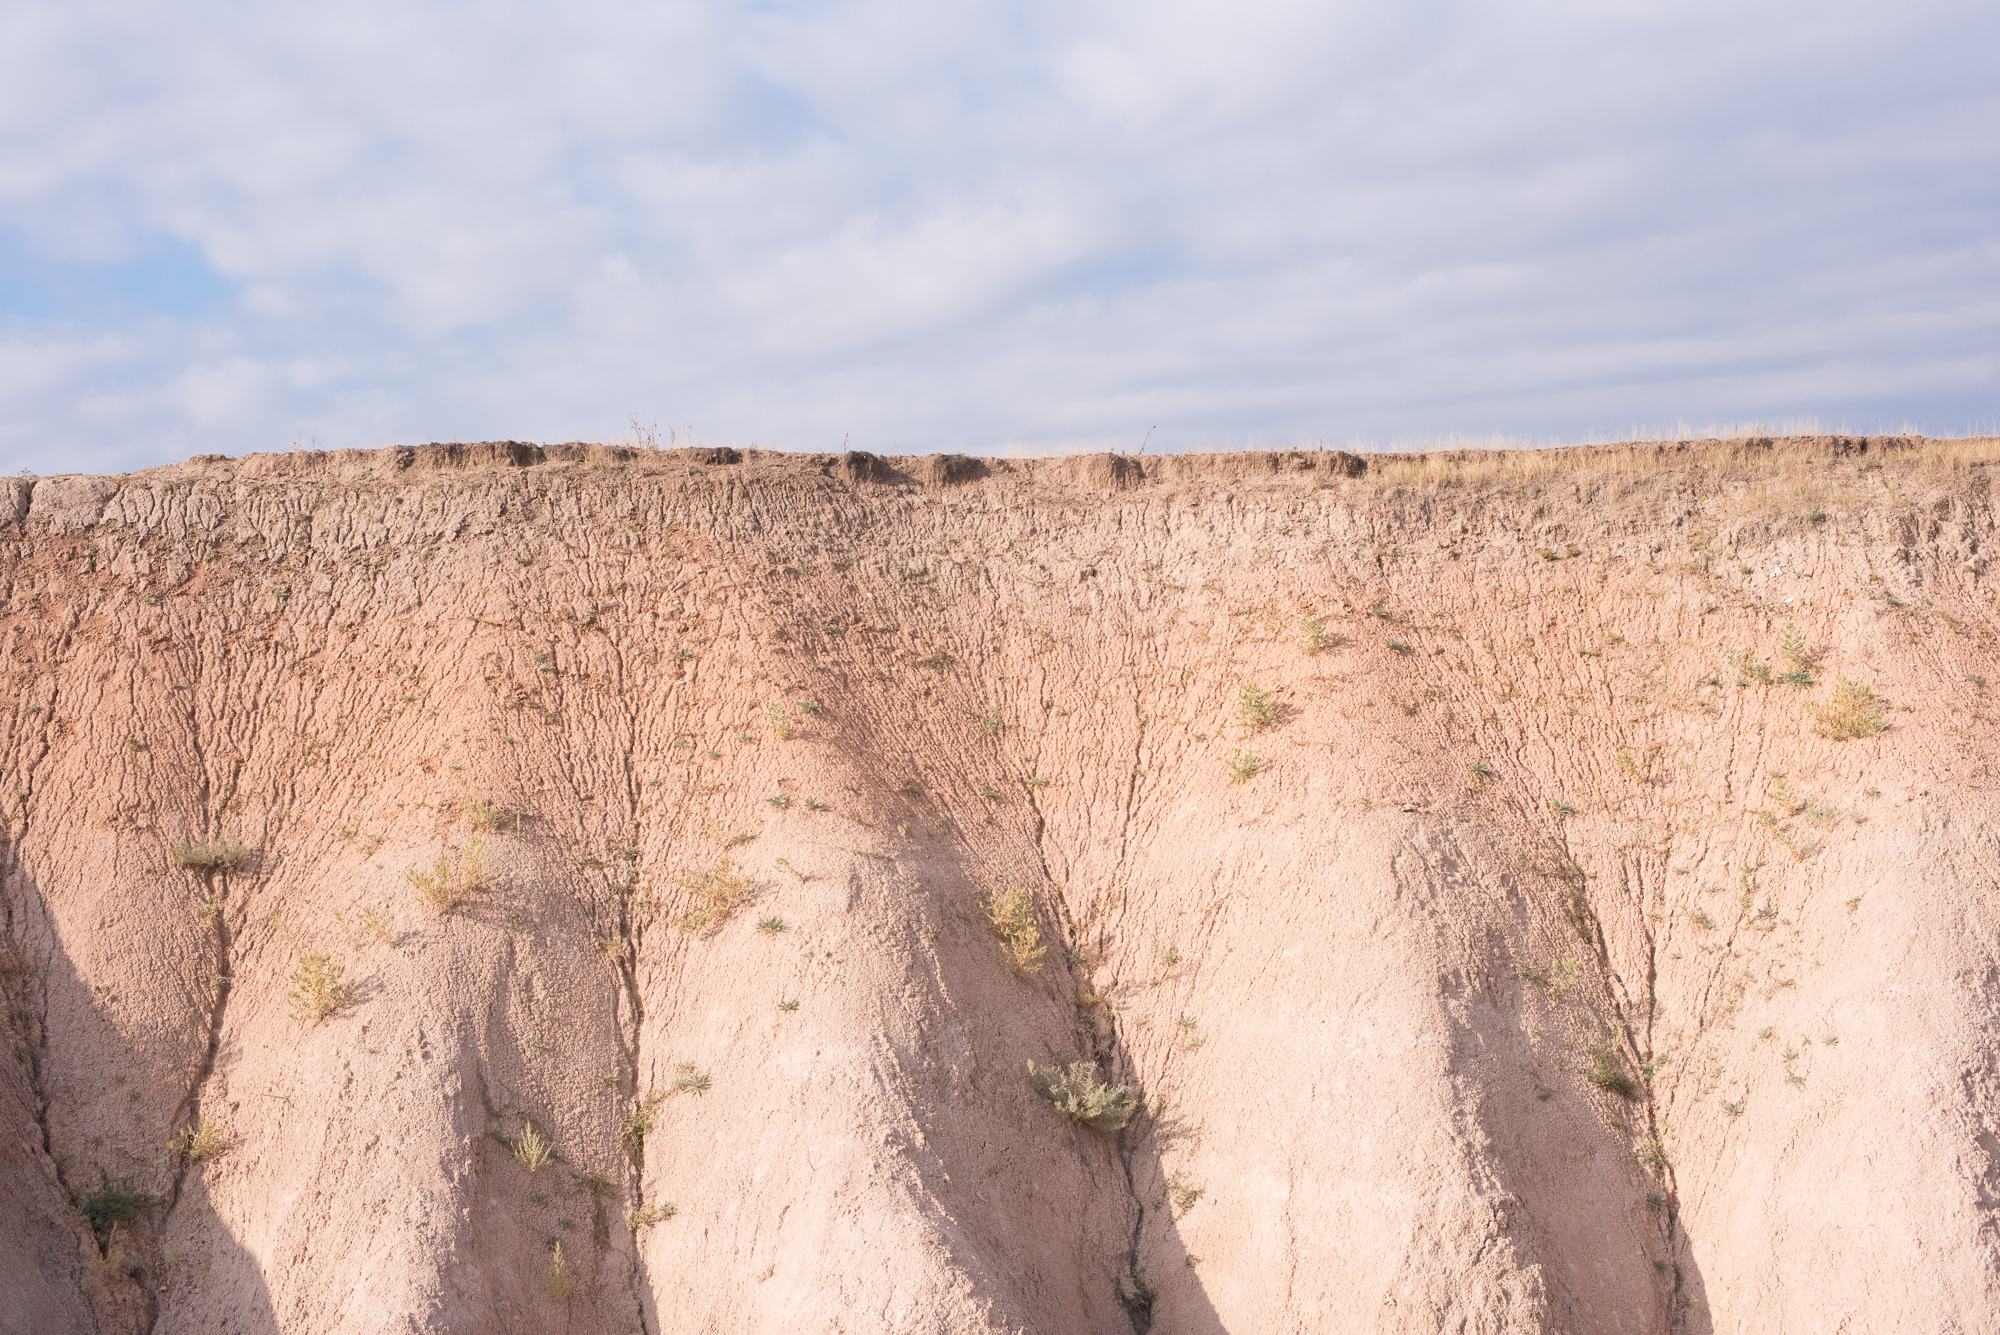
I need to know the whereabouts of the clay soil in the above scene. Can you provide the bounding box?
[2,435,1997,1334]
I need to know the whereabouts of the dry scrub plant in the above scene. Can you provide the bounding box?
[170,1114,231,1163]
[511,1120,555,1172]
[984,887,1045,972]
[679,860,752,933]
[1028,1059,1138,1132]
[545,1241,577,1299]
[1813,678,1887,739]
[172,839,246,872]
[1236,684,1278,731]
[407,836,491,914]
[286,952,355,1025]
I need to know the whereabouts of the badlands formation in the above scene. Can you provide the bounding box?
[0,435,1996,1335]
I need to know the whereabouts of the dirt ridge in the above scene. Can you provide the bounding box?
[1,434,1996,1333]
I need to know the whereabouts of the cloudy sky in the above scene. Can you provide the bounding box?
[2,0,1995,473]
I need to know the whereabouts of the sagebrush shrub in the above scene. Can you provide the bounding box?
[1028,1060,1138,1132]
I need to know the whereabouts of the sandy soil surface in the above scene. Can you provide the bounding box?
[1,435,1996,1334]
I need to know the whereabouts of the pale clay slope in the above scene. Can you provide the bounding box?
[1,438,1996,1334]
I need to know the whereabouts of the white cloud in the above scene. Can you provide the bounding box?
[0,0,1995,471]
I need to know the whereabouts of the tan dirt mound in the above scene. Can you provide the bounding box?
[2,434,1996,1333]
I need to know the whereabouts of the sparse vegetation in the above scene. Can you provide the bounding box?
[621,1091,666,1153]
[755,915,785,935]
[796,696,822,716]
[1586,1048,1638,1099]
[77,1170,156,1251]
[457,787,507,832]
[1298,615,1332,653]
[170,1114,231,1163]
[1467,760,1496,780]
[1226,748,1258,784]
[777,998,799,1012]
[173,839,246,872]
[768,702,796,740]
[1236,684,1278,731]
[1385,636,1410,654]
[511,1120,556,1172]
[679,859,753,933]
[1028,1059,1138,1132]
[286,951,356,1025]
[670,1062,711,1096]
[545,1241,576,1299]
[984,887,1046,972]
[407,837,491,914]
[628,1202,675,1229]
[1166,1170,1205,1219]
[1519,956,1580,994]
[765,793,791,809]
[1812,678,1887,739]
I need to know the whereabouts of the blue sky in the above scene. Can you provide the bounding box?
[2,0,1996,474]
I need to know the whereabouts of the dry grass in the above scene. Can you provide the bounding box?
[984,887,1045,972]
[678,859,752,933]
[407,837,491,914]
[172,839,247,872]
[1359,433,2000,499]
[545,1241,576,1299]
[170,1114,231,1163]
[1812,678,1888,740]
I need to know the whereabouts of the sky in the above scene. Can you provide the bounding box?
[1,0,1996,474]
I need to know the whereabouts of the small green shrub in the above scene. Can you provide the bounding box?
[1226,748,1258,784]
[796,697,822,716]
[1235,684,1278,731]
[1298,615,1332,654]
[511,1120,555,1172]
[1586,1049,1638,1099]
[984,887,1045,972]
[286,952,355,1025]
[628,1202,675,1229]
[173,839,246,872]
[768,703,796,740]
[545,1241,576,1299]
[76,1170,156,1250]
[621,1091,666,1153]
[1467,760,1495,780]
[670,1062,710,1096]
[755,916,785,935]
[1812,678,1886,739]
[170,1114,231,1163]
[1028,1060,1137,1132]
[679,860,752,933]
[1384,636,1410,654]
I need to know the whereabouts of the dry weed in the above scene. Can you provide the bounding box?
[173,839,246,872]
[170,1114,232,1163]
[286,952,355,1025]
[407,837,491,914]
[1028,1059,1138,1132]
[1812,678,1887,740]
[984,887,1045,972]
[678,859,752,933]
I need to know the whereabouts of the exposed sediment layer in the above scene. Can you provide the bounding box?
[1,435,1996,1333]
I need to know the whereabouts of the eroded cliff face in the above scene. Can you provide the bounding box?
[1,437,1995,1335]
